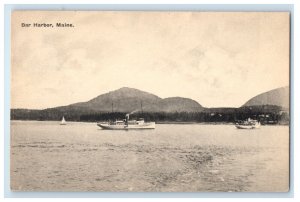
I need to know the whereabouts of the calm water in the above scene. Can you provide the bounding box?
[10,121,289,192]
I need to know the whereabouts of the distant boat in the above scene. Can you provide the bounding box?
[97,114,155,130]
[235,118,260,129]
[60,116,67,125]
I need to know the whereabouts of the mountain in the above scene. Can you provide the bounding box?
[242,86,289,109]
[66,87,161,113]
[54,87,203,113]
[11,87,289,123]
[143,97,203,112]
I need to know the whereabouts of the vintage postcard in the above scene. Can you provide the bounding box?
[11,11,290,192]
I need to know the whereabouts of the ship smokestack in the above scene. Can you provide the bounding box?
[125,114,129,125]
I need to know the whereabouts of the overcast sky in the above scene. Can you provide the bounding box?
[11,11,290,109]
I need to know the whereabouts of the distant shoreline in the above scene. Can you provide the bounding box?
[10,119,289,126]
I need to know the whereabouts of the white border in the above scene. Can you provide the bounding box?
[1,0,299,201]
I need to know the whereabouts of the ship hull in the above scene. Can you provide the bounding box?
[235,123,260,129]
[97,122,155,130]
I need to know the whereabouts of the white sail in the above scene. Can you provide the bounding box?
[60,116,67,125]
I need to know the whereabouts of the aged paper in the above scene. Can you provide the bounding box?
[11,11,290,192]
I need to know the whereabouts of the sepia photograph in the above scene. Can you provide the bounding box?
[10,11,290,192]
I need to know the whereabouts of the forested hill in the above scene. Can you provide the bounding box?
[243,86,289,109]
[11,86,289,124]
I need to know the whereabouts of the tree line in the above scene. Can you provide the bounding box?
[11,105,289,125]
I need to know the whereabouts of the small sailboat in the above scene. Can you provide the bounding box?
[60,116,67,125]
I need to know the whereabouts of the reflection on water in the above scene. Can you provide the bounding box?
[10,121,289,192]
